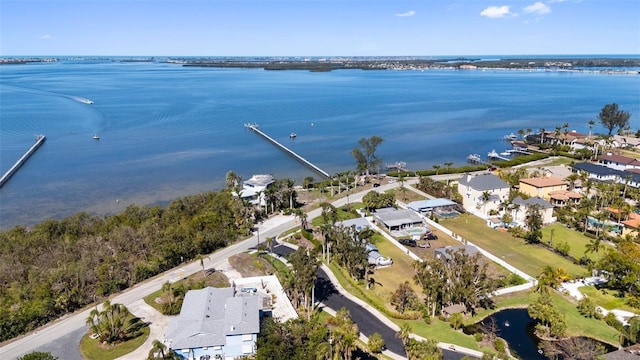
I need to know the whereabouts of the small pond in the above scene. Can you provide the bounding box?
[468,308,615,359]
[480,308,546,359]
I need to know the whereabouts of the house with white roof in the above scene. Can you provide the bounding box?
[457,173,510,216]
[165,287,261,360]
[238,174,275,206]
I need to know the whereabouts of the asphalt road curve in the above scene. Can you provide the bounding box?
[273,244,469,360]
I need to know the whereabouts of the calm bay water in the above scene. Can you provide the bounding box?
[1,60,639,228]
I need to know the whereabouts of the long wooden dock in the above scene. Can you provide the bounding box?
[0,135,46,189]
[245,124,330,179]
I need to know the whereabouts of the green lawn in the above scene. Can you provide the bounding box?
[79,324,150,360]
[541,223,613,262]
[469,290,620,347]
[580,286,639,313]
[396,318,479,349]
[441,214,587,278]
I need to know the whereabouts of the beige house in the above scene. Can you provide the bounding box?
[519,177,568,201]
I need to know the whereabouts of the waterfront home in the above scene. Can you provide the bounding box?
[519,176,569,201]
[512,196,555,226]
[457,173,509,216]
[598,152,640,171]
[572,162,640,188]
[165,287,261,360]
[572,162,623,183]
[611,135,640,150]
[239,174,275,206]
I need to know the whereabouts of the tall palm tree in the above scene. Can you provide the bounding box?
[585,237,602,261]
[432,164,441,175]
[539,128,546,144]
[588,120,595,140]
[225,170,241,190]
[194,254,209,278]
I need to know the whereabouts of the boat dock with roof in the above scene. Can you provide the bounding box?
[245,124,330,179]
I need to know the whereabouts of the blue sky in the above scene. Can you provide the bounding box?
[2,0,639,56]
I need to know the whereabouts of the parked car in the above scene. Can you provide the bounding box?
[373,183,381,188]
[423,233,438,240]
[399,239,417,247]
[418,241,431,248]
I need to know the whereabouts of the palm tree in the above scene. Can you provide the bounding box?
[588,120,595,140]
[480,191,492,216]
[432,164,441,175]
[148,339,166,359]
[539,128,546,144]
[517,129,525,140]
[86,300,137,344]
[397,323,412,347]
[194,254,209,278]
[225,170,241,190]
[294,208,308,230]
[444,162,454,184]
[536,266,571,294]
[585,237,602,261]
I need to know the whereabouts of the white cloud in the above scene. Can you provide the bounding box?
[480,5,512,18]
[37,34,52,39]
[524,2,551,15]
[396,10,416,17]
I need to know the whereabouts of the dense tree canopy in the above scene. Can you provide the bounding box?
[0,190,252,342]
[414,249,495,317]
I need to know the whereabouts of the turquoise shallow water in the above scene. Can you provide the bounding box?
[1,61,639,228]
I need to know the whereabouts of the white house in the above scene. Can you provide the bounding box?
[165,287,261,360]
[238,174,275,206]
[598,153,640,171]
[457,173,510,216]
[512,196,555,226]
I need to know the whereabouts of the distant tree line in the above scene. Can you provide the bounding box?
[0,190,252,342]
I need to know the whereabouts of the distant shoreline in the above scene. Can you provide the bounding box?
[2,56,640,73]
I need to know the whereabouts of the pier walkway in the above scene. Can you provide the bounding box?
[0,134,46,189]
[245,124,330,179]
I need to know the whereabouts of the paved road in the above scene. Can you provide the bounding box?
[0,214,299,359]
[1,179,475,359]
[274,243,469,360]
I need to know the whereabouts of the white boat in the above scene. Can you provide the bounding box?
[503,133,518,140]
[499,151,511,156]
[93,134,100,140]
[504,320,510,327]
[289,132,297,139]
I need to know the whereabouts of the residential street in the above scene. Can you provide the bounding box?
[1,179,477,360]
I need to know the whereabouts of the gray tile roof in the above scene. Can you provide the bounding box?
[513,196,554,209]
[459,173,509,191]
[165,287,260,350]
